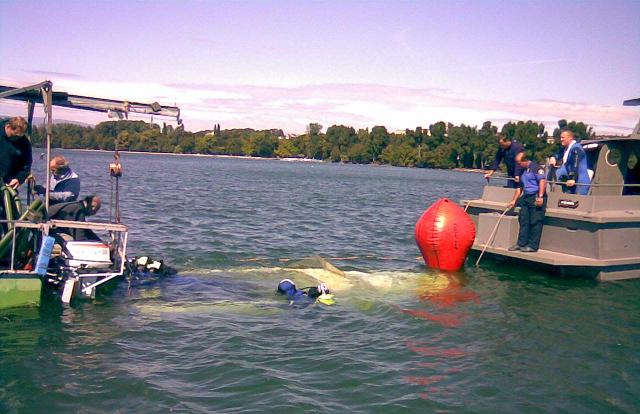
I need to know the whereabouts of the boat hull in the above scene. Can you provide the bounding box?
[0,273,42,309]
[463,186,640,281]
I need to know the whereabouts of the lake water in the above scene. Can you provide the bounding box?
[1,150,639,413]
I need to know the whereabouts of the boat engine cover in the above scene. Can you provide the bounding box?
[63,241,112,269]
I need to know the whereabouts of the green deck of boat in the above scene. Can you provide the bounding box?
[0,275,42,309]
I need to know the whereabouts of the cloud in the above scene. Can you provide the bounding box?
[454,59,569,72]
[24,70,86,80]
[1,77,636,135]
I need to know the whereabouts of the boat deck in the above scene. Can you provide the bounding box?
[471,244,639,267]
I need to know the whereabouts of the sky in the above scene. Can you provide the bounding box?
[1,0,639,135]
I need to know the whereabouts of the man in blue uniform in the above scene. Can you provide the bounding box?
[507,153,547,252]
[485,134,525,188]
[550,129,591,195]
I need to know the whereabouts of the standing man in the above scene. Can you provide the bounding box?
[507,153,547,253]
[0,116,31,190]
[35,155,81,204]
[551,129,591,195]
[484,134,525,188]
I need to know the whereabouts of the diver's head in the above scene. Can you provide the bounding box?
[83,195,102,216]
[277,279,296,295]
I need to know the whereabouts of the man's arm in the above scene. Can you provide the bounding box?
[485,148,503,178]
[535,179,546,206]
[14,138,32,185]
[507,187,522,209]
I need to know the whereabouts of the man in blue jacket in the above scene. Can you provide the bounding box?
[551,129,591,195]
[35,156,80,204]
[507,152,547,253]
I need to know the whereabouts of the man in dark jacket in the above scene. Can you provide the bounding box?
[484,134,525,188]
[48,195,102,241]
[0,117,31,189]
[35,155,81,204]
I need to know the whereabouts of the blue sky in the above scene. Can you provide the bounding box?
[1,0,639,134]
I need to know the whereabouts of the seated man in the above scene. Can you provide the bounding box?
[507,153,547,253]
[35,155,80,204]
[550,129,591,195]
[48,195,102,241]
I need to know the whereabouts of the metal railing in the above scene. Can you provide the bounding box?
[486,175,640,192]
[0,218,128,293]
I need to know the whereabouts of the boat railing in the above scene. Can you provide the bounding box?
[0,218,128,292]
[486,175,640,193]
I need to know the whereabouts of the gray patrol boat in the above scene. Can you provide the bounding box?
[462,98,640,281]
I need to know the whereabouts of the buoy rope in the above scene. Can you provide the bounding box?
[237,255,421,263]
[475,205,511,267]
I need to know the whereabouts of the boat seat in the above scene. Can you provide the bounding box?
[590,142,628,196]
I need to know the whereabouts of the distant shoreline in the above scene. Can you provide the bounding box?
[46,148,326,163]
[45,148,488,172]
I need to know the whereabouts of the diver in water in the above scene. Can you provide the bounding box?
[277,279,335,306]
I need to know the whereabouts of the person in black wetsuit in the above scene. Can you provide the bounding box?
[277,279,335,306]
[484,134,525,188]
[0,117,31,190]
[48,195,102,241]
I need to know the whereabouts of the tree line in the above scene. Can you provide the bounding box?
[30,118,595,169]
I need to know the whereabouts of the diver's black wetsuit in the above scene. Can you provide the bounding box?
[48,200,100,241]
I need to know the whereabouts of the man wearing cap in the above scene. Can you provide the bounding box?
[507,152,547,253]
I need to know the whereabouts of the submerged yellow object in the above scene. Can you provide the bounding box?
[317,293,335,305]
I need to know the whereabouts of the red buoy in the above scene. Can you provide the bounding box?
[415,198,476,271]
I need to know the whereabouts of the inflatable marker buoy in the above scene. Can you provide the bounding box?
[415,198,475,271]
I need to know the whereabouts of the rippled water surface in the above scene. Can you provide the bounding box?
[1,150,639,413]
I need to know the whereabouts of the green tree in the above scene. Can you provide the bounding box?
[368,126,390,162]
[275,138,299,158]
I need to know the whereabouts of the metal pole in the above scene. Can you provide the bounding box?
[42,82,53,212]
